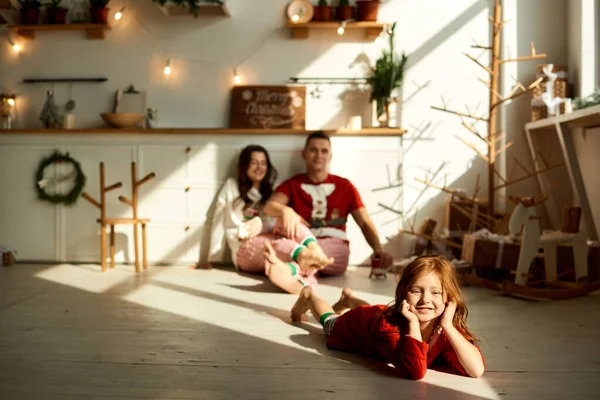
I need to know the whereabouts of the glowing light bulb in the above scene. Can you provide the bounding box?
[7,98,15,106]
[163,58,171,75]
[337,26,345,35]
[234,74,241,84]
[291,14,299,22]
[8,38,20,53]
[114,7,125,20]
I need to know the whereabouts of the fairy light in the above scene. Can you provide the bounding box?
[114,6,125,20]
[233,68,241,84]
[163,58,171,75]
[7,98,15,106]
[291,14,299,22]
[337,25,345,35]
[8,38,20,53]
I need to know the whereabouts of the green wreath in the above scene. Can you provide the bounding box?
[35,151,86,205]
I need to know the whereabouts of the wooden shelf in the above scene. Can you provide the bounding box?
[0,127,407,136]
[525,104,600,133]
[158,4,230,17]
[7,23,111,40]
[286,21,387,40]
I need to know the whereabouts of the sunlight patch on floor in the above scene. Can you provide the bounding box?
[122,283,336,357]
[420,370,500,400]
[34,263,134,293]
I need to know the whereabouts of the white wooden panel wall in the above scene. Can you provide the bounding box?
[0,134,402,265]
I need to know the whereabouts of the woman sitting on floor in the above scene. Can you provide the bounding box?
[199,144,332,293]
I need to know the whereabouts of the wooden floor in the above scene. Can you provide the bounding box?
[1,264,599,399]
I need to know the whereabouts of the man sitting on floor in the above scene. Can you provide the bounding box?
[263,131,393,276]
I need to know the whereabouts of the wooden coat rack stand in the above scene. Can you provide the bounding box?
[82,162,155,272]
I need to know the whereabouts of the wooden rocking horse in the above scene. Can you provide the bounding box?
[501,195,599,300]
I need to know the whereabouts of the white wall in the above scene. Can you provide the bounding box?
[1,0,575,261]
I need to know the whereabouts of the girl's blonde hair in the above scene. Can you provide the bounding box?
[379,254,478,343]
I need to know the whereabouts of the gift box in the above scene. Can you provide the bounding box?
[461,234,521,280]
[532,80,572,99]
[531,101,569,121]
[536,63,568,76]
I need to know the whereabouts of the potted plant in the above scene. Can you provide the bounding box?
[46,0,67,24]
[152,0,224,18]
[313,0,332,22]
[18,0,42,24]
[366,23,408,126]
[89,0,110,24]
[356,0,379,21]
[337,0,354,21]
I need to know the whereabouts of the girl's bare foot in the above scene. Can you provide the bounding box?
[332,287,354,314]
[290,286,313,322]
[297,247,334,271]
[264,242,304,294]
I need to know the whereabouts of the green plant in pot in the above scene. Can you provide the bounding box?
[89,0,110,24]
[366,23,408,126]
[152,0,224,18]
[313,0,332,22]
[18,0,42,24]
[46,0,68,24]
[337,0,354,21]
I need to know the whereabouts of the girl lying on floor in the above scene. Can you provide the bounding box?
[290,254,485,380]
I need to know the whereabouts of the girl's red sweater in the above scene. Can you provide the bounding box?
[326,304,483,380]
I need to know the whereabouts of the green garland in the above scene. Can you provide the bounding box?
[35,151,86,205]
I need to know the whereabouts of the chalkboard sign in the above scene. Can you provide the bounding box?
[229,85,306,129]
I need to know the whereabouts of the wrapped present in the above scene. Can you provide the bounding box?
[531,97,570,121]
[536,63,568,77]
[532,80,572,99]
[461,232,521,280]
[531,63,574,121]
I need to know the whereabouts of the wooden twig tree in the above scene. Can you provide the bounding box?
[430,0,556,217]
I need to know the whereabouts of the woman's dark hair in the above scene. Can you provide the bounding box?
[237,145,278,206]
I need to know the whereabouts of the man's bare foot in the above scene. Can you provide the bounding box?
[264,242,303,294]
[297,247,334,272]
[332,287,354,314]
[291,286,313,322]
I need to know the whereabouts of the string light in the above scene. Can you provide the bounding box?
[233,68,241,84]
[1,94,16,107]
[8,38,21,53]
[114,6,126,20]
[337,24,345,35]
[163,58,171,75]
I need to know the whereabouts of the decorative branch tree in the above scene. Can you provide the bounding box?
[429,0,559,218]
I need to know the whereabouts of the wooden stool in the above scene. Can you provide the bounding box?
[96,217,150,271]
[82,162,155,272]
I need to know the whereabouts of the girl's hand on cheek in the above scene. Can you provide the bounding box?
[440,300,457,330]
[400,300,419,324]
